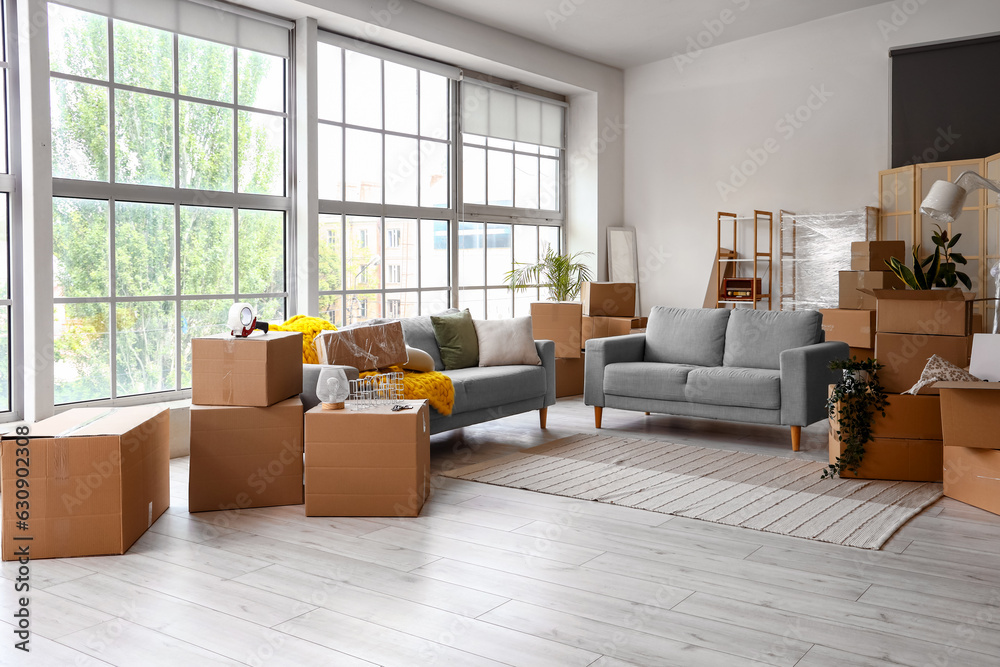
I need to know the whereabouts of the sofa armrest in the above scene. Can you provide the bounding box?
[779,341,848,427]
[584,334,646,407]
[301,364,361,412]
[535,340,556,408]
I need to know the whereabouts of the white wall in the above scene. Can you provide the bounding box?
[234,0,625,278]
[625,0,1000,311]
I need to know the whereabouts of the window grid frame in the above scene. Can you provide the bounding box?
[49,6,293,406]
[0,0,18,420]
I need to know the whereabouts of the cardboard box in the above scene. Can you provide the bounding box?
[188,398,304,512]
[192,331,303,407]
[868,288,974,337]
[304,400,430,517]
[531,302,582,359]
[828,430,942,482]
[943,446,1000,515]
[581,282,636,317]
[848,347,874,360]
[829,389,942,440]
[838,271,905,310]
[937,381,1000,449]
[874,332,971,394]
[820,309,876,348]
[850,241,906,271]
[1,406,169,561]
[555,355,586,398]
[314,321,407,371]
[581,316,646,348]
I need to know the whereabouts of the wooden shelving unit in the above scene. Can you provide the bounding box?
[716,210,772,310]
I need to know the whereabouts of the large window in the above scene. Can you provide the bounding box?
[49,3,290,404]
[316,35,455,326]
[459,80,565,317]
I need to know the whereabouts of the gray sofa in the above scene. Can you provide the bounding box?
[584,307,846,450]
[301,314,556,435]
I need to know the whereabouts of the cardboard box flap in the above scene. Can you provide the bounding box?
[935,381,1000,390]
[13,406,168,439]
[860,288,974,302]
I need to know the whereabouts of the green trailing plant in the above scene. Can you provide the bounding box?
[505,249,594,302]
[884,224,972,290]
[823,357,890,480]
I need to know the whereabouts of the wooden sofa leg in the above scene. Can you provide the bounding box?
[791,425,801,452]
[645,412,651,416]
[539,408,548,429]
[595,407,603,429]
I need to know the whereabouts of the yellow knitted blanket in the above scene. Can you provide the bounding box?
[361,365,455,416]
[270,315,336,364]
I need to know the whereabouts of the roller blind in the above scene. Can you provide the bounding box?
[462,80,565,148]
[53,0,291,57]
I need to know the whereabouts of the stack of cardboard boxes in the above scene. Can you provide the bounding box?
[828,286,976,482]
[940,381,1000,515]
[188,331,305,512]
[531,282,642,398]
[820,241,905,359]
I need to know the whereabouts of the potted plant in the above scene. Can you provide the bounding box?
[824,357,890,479]
[884,224,972,290]
[505,249,594,301]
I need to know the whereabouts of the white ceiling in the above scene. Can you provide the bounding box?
[413,0,889,69]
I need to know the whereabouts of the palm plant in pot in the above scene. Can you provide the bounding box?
[824,357,890,479]
[884,224,972,290]
[505,249,594,301]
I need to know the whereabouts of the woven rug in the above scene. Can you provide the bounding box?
[440,434,943,549]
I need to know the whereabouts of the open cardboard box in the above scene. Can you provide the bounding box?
[874,332,971,394]
[1,406,170,561]
[864,288,975,337]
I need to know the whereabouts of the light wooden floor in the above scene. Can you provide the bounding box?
[4,397,1000,666]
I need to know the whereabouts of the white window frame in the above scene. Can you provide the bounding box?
[45,0,294,407]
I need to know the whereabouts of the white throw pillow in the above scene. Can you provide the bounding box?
[402,345,434,372]
[904,354,982,394]
[474,317,541,367]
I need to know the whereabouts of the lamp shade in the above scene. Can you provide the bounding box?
[919,179,966,223]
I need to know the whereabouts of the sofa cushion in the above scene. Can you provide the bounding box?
[399,309,458,371]
[685,366,781,410]
[605,362,699,402]
[644,307,730,366]
[723,309,822,370]
[474,316,541,366]
[432,309,479,370]
[442,365,547,414]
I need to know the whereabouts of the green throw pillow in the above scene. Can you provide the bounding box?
[431,309,479,370]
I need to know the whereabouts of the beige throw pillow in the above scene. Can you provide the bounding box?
[474,317,541,367]
[904,354,982,395]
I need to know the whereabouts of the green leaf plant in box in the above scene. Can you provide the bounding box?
[823,357,890,480]
[884,224,973,290]
[505,249,594,302]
